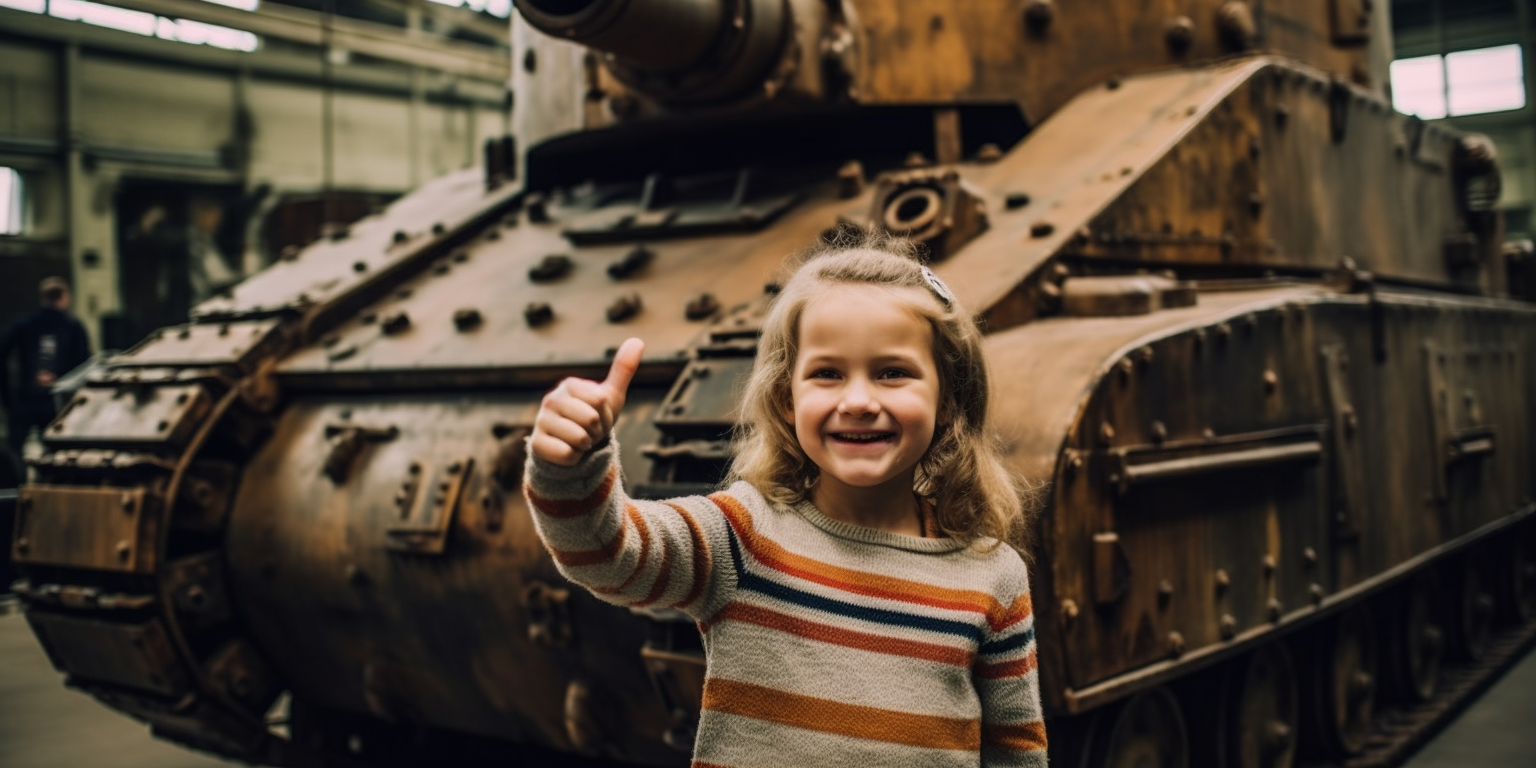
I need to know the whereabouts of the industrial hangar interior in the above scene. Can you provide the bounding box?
[2,1,1535,767]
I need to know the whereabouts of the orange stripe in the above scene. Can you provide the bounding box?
[637,523,676,608]
[591,504,650,598]
[525,468,617,519]
[719,602,974,667]
[996,593,1033,630]
[547,522,627,568]
[667,502,711,611]
[709,495,1023,629]
[703,677,980,751]
[976,650,1039,679]
[983,721,1048,752]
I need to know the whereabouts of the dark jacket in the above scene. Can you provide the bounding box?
[0,307,92,407]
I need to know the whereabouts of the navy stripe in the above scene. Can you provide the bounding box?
[738,568,983,644]
[980,626,1036,655]
[724,519,746,578]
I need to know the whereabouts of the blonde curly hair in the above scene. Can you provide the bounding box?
[729,232,1030,545]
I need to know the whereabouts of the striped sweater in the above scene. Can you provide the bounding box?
[525,443,1047,768]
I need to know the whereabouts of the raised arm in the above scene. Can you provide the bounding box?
[975,563,1049,768]
[523,338,736,619]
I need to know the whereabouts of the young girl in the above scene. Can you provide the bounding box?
[525,237,1046,767]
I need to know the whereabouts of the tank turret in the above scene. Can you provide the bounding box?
[12,3,1536,768]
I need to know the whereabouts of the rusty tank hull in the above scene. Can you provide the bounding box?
[12,2,1536,767]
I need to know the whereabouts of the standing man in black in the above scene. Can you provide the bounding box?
[0,276,92,456]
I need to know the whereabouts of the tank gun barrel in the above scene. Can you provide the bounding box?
[513,0,789,102]
[514,0,721,72]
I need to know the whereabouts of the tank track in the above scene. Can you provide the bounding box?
[1316,619,1536,768]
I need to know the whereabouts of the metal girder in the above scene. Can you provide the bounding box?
[71,0,510,81]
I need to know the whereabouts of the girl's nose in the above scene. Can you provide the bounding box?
[838,378,881,416]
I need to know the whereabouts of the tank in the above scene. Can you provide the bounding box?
[11,2,1536,767]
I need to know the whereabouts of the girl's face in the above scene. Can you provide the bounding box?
[789,284,941,496]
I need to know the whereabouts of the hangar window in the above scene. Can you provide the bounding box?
[0,167,23,236]
[1392,44,1526,119]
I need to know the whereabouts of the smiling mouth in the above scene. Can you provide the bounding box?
[831,432,895,444]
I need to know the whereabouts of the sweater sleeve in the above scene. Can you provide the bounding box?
[975,554,1049,768]
[523,440,737,621]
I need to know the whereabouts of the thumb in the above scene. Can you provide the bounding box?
[601,337,645,412]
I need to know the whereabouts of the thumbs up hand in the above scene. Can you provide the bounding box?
[530,338,645,466]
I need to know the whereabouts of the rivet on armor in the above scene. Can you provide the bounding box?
[353,260,368,272]
[1215,2,1256,52]
[1274,105,1290,128]
[453,308,483,332]
[434,262,451,276]
[525,302,554,327]
[1215,322,1232,340]
[1005,193,1032,210]
[1030,222,1055,238]
[1303,546,1318,565]
[431,222,446,236]
[116,541,132,561]
[16,537,29,554]
[1167,631,1185,657]
[1023,0,1054,33]
[608,245,654,279]
[1116,358,1134,382]
[522,48,537,73]
[837,161,865,198]
[1137,346,1154,366]
[121,494,135,512]
[1219,614,1237,639]
[529,254,573,282]
[1310,583,1326,604]
[1066,453,1084,478]
[904,151,929,167]
[1151,421,1168,443]
[1262,553,1277,576]
[1098,422,1116,445]
[1060,599,1079,626]
[1214,569,1230,592]
[976,143,1004,162]
[607,294,642,323]
[526,194,550,223]
[1263,369,1279,394]
[381,312,411,335]
[1248,193,1265,217]
[1343,406,1359,437]
[157,420,170,432]
[392,230,409,244]
[1157,579,1174,602]
[685,293,720,321]
[1165,16,1194,54]
[280,245,300,262]
[1267,598,1284,622]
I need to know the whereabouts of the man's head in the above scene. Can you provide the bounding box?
[39,276,70,310]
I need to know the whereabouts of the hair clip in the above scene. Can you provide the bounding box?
[920,265,955,308]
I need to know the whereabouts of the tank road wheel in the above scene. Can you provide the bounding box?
[1451,555,1494,660]
[1083,687,1190,768]
[1386,573,1444,703]
[1310,605,1377,756]
[1221,643,1298,768]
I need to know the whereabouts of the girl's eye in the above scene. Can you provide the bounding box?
[878,368,913,380]
[810,368,841,379]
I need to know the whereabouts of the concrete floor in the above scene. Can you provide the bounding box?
[1,604,1533,768]
[0,604,240,768]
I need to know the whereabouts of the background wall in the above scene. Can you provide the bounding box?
[1391,0,1536,240]
[0,2,509,350]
